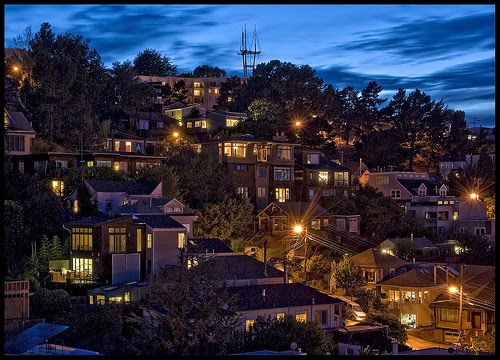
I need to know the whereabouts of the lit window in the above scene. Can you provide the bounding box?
[108,227,127,253]
[147,233,152,249]
[52,180,65,196]
[86,161,94,167]
[276,313,285,320]
[89,296,94,305]
[274,167,294,181]
[125,142,132,152]
[96,295,105,305]
[136,228,142,252]
[109,297,122,303]
[72,257,93,279]
[228,96,233,102]
[257,187,266,198]
[226,118,239,127]
[277,146,292,160]
[114,141,120,152]
[113,162,120,171]
[194,82,200,88]
[306,153,319,164]
[187,122,193,128]
[214,88,219,94]
[245,319,255,331]
[275,188,290,202]
[71,227,93,251]
[319,171,329,185]
[237,187,249,199]
[124,291,131,303]
[178,233,186,249]
[334,172,349,186]
[295,311,307,322]
[375,176,389,185]
[194,89,201,96]
[72,199,79,215]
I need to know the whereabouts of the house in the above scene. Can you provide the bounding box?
[65,212,187,286]
[106,131,163,155]
[349,248,411,289]
[200,134,300,211]
[194,255,290,288]
[116,197,198,238]
[136,75,226,110]
[376,263,459,330]
[294,148,353,201]
[4,108,36,155]
[123,110,174,133]
[379,236,438,262]
[428,265,495,345]
[163,102,206,121]
[184,110,248,141]
[87,281,149,305]
[227,283,345,332]
[82,179,162,213]
[187,238,234,266]
[256,201,332,235]
[9,151,164,198]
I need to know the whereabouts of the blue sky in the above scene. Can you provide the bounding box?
[4,4,495,127]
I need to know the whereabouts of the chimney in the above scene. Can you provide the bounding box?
[392,340,399,355]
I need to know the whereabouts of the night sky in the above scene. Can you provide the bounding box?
[4,4,495,127]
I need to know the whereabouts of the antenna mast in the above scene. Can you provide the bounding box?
[237,23,261,80]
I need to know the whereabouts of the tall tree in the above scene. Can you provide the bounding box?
[193,64,227,78]
[331,255,366,296]
[133,48,177,76]
[170,80,188,104]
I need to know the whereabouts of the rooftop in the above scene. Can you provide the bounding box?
[85,179,161,195]
[351,248,410,269]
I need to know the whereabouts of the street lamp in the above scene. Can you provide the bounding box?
[449,264,464,345]
[469,193,478,200]
[293,224,308,282]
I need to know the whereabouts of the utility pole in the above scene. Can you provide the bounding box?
[458,264,464,344]
[303,227,308,283]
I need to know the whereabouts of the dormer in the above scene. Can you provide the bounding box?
[418,183,427,197]
[439,184,448,197]
[161,199,185,214]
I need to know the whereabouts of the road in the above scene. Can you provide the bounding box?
[406,333,449,350]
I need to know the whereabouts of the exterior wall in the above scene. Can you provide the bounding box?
[406,201,456,236]
[149,228,186,275]
[136,75,226,109]
[169,214,198,238]
[106,138,161,155]
[4,281,29,320]
[379,285,444,328]
[330,215,361,236]
[4,130,35,155]
[238,303,343,331]
[369,172,429,201]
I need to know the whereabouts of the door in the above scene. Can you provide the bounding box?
[472,312,481,329]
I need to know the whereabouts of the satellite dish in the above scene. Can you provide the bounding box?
[290,342,298,351]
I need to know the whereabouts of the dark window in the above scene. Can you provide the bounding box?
[258,168,267,179]
[236,164,248,171]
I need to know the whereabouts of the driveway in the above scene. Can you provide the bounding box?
[406,334,448,350]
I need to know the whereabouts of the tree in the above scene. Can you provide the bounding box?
[393,238,423,262]
[170,80,188,104]
[30,288,72,322]
[194,196,254,242]
[133,48,177,76]
[127,263,243,355]
[359,311,410,353]
[331,255,365,296]
[37,234,67,281]
[135,164,183,200]
[320,195,357,215]
[454,232,495,265]
[193,64,227,78]
[242,315,334,355]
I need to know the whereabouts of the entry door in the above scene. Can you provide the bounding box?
[472,312,481,328]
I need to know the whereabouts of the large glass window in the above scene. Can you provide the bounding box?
[440,308,459,322]
[375,176,389,185]
[226,118,239,127]
[52,180,65,196]
[334,172,349,186]
[275,188,290,202]
[136,228,142,252]
[237,187,249,199]
[72,258,93,278]
[401,291,416,303]
[147,233,152,249]
[72,227,93,251]
[109,227,127,253]
[257,187,266,198]
[389,290,400,302]
[274,167,294,181]
[5,135,25,151]
[306,153,319,164]
[295,311,307,322]
[256,145,270,162]
[315,310,328,325]
[258,168,267,178]
[233,143,246,157]
[277,146,292,160]
[178,233,186,249]
[245,319,255,331]
[319,171,329,185]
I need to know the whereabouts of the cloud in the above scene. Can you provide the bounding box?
[337,12,494,63]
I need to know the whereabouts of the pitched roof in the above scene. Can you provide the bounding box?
[351,248,410,269]
[5,109,35,132]
[227,283,343,311]
[67,213,128,226]
[299,155,351,171]
[261,202,332,221]
[116,197,173,214]
[133,215,185,229]
[190,238,233,254]
[85,180,161,195]
[196,255,285,281]
[378,263,453,288]
[397,179,443,196]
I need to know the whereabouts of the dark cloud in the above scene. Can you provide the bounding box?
[338,13,494,63]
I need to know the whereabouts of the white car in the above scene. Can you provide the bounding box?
[336,296,367,322]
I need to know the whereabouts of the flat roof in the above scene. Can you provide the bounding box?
[5,322,69,354]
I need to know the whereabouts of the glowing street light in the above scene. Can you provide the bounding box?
[293,224,303,234]
[449,264,464,346]
[13,66,19,72]
[293,223,308,282]
[172,131,180,138]
[469,193,478,200]
[295,121,302,127]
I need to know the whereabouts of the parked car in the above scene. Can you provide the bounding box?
[336,296,366,321]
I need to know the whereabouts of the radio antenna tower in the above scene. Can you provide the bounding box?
[237,23,261,80]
